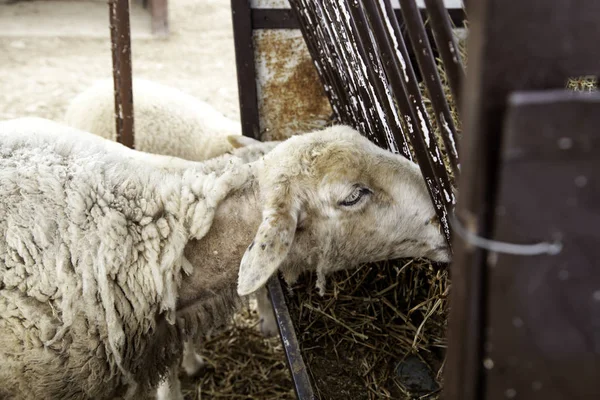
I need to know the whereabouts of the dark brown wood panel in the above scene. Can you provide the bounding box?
[485,90,600,400]
[445,1,600,400]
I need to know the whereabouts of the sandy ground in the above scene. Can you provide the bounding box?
[0,0,241,123]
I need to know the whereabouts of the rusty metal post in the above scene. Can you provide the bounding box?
[109,0,135,149]
[230,0,260,140]
[423,0,465,108]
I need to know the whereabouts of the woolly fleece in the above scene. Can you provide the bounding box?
[0,118,254,399]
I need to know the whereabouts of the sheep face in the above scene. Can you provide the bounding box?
[237,125,450,296]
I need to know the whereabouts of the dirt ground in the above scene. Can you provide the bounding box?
[0,0,241,123]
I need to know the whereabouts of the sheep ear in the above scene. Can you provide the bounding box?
[227,135,262,149]
[237,211,297,296]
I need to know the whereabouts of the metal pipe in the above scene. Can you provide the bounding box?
[230,0,261,139]
[109,0,135,149]
[346,0,411,157]
[267,276,316,400]
[150,0,169,37]
[423,0,465,108]
[398,0,460,176]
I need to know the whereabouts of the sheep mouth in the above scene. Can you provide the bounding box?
[429,246,452,263]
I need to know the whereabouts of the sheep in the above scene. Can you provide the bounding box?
[0,117,450,399]
[65,77,281,386]
[63,78,265,161]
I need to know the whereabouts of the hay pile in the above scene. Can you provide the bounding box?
[567,76,598,92]
[286,260,449,400]
[182,300,294,399]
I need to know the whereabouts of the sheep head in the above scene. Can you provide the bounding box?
[237,125,451,296]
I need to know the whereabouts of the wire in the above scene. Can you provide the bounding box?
[449,213,563,256]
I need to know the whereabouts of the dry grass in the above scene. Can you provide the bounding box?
[566,76,598,92]
[183,302,294,400]
[286,261,450,400]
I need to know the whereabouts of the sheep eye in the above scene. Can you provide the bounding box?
[339,187,371,207]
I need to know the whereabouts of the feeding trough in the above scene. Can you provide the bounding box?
[229,0,465,398]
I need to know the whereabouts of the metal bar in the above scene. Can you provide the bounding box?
[321,0,389,148]
[149,0,169,37]
[230,0,261,139]
[109,0,135,149]
[250,8,467,30]
[423,0,465,108]
[267,276,316,400]
[398,0,460,176]
[346,0,411,156]
[379,0,455,246]
[362,0,448,209]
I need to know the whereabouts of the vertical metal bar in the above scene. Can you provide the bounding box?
[109,0,135,149]
[320,0,389,148]
[443,0,492,397]
[310,0,381,136]
[380,0,455,246]
[360,0,453,245]
[149,0,169,37]
[346,0,411,157]
[423,0,465,108]
[398,0,460,176]
[230,0,260,139]
[231,3,316,398]
[267,277,316,400]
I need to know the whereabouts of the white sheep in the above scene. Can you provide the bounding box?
[63,78,265,161]
[0,117,450,399]
[65,77,281,388]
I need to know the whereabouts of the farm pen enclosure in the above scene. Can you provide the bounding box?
[232,1,600,399]
[1,0,599,399]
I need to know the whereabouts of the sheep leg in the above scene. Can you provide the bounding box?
[256,286,278,337]
[155,366,184,400]
[181,339,206,377]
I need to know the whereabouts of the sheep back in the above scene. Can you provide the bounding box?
[64,78,242,162]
